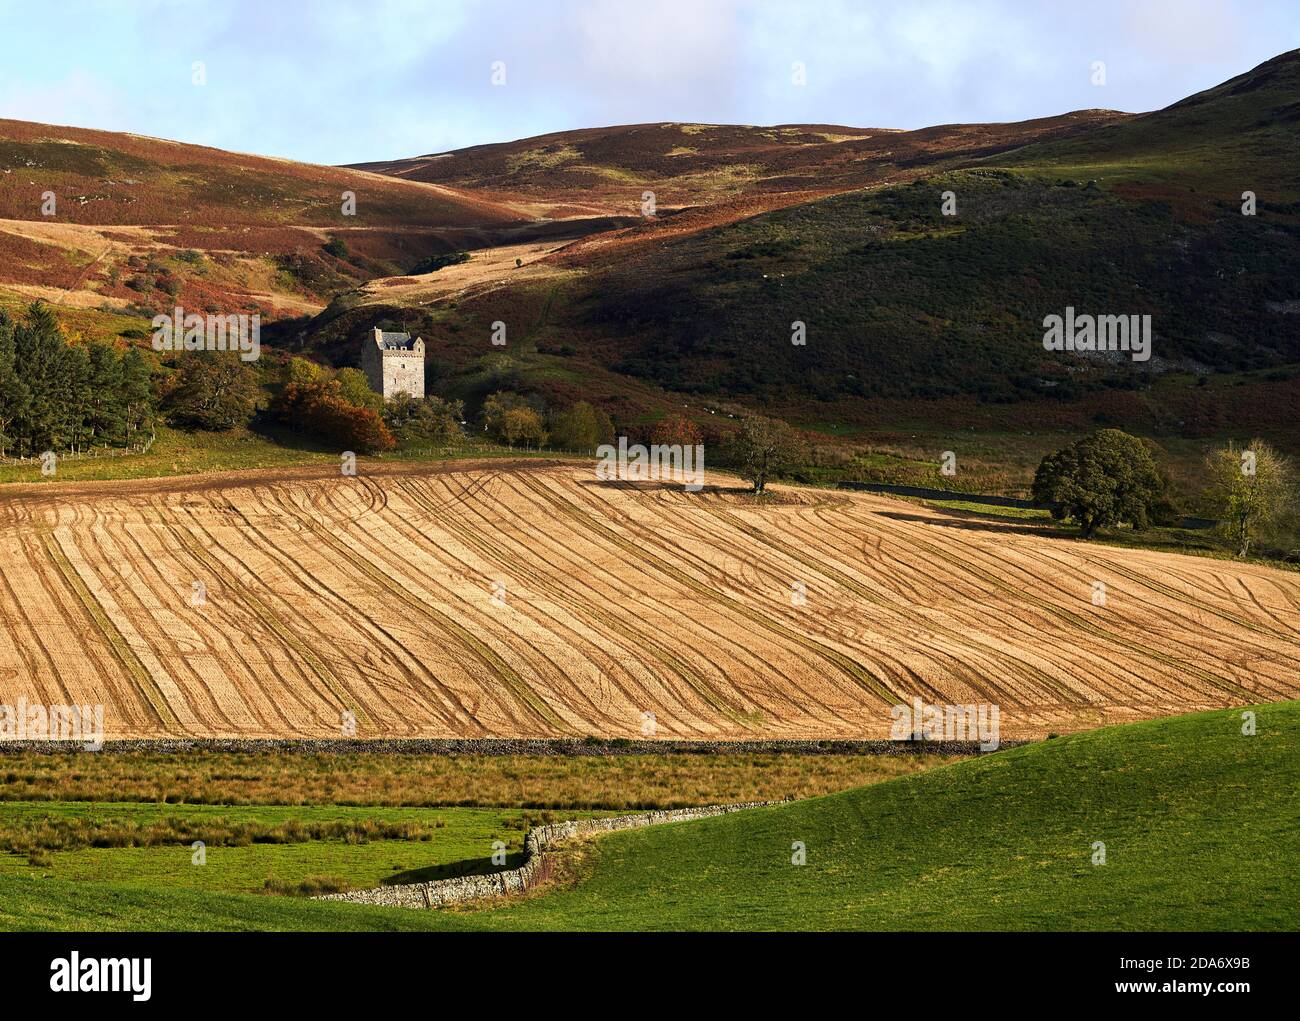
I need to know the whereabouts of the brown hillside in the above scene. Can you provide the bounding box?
[348,113,1131,214]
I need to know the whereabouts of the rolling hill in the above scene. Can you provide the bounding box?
[2,702,1293,930]
[0,117,527,228]
[1,460,1296,741]
[433,700,1300,931]
[348,112,1128,212]
[0,118,622,317]
[2,51,1297,510]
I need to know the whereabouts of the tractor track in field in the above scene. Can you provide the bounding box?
[0,460,1296,740]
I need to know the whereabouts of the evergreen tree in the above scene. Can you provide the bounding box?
[0,312,29,457]
[86,343,127,445]
[120,347,154,441]
[0,302,157,457]
[12,302,67,455]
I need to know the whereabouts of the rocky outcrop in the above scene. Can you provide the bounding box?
[316,802,773,909]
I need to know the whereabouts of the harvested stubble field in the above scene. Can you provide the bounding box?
[0,459,1296,741]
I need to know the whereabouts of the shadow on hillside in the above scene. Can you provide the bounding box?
[579,479,744,496]
[384,852,524,887]
[876,510,1060,539]
[246,413,344,454]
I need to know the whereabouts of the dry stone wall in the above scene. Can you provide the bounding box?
[316,802,773,909]
[1,737,1015,757]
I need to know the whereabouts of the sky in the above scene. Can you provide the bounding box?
[0,0,1296,165]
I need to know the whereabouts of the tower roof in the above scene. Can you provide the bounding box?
[375,329,421,351]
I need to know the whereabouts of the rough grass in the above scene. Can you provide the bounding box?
[0,803,437,856]
[0,751,954,809]
[0,802,592,895]
[0,425,542,485]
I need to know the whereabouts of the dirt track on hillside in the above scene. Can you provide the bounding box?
[1,461,1296,740]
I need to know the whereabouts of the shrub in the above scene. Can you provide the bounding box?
[383,393,464,444]
[500,407,546,449]
[285,356,328,387]
[408,251,470,275]
[335,367,384,415]
[262,875,350,897]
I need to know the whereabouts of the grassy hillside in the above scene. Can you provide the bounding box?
[428,700,1298,931]
[570,171,1299,402]
[4,53,1297,514]
[0,120,624,317]
[1002,48,1300,195]
[1,703,1293,930]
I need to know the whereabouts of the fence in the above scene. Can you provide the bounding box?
[0,430,156,466]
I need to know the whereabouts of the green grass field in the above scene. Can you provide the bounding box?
[0,802,598,899]
[0,423,576,485]
[1,702,1293,931]
[904,497,1298,569]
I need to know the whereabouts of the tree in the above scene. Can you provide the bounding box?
[286,356,328,387]
[651,414,703,448]
[85,343,126,445]
[324,401,395,454]
[0,311,28,457]
[168,352,261,431]
[1032,429,1168,538]
[57,344,91,451]
[0,303,154,457]
[482,391,535,441]
[1205,439,1293,558]
[500,407,546,449]
[548,401,613,452]
[732,415,802,494]
[383,393,463,445]
[273,381,396,454]
[10,301,71,454]
[119,347,154,441]
[335,367,384,415]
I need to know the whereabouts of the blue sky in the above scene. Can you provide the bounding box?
[0,0,1296,165]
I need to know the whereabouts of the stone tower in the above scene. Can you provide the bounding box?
[362,328,425,400]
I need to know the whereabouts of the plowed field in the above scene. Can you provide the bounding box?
[1,461,1296,740]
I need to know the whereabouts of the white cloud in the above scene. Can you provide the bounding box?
[0,0,1293,162]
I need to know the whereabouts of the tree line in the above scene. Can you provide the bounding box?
[0,302,153,458]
